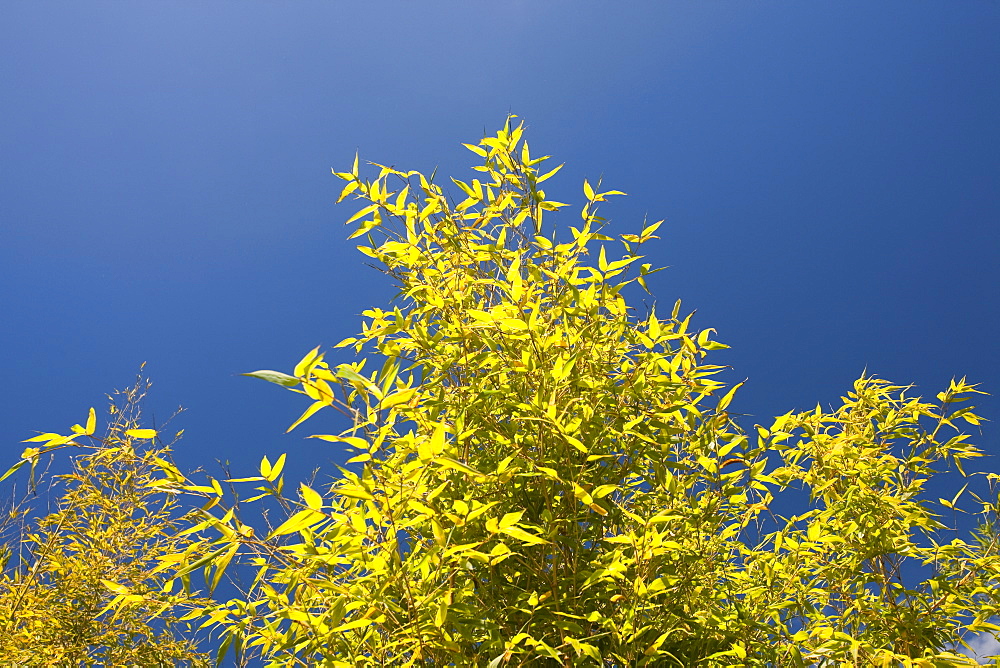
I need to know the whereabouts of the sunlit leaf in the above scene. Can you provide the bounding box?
[294,345,323,377]
[300,483,323,511]
[268,509,325,538]
[286,400,325,432]
[309,434,369,449]
[242,370,300,387]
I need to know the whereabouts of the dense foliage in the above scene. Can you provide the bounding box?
[4,119,998,666]
[0,377,209,665]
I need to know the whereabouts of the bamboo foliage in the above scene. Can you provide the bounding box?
[0,377,209,666]
[6,119,998,666]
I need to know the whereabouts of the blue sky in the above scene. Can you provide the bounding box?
[2,1,999,659]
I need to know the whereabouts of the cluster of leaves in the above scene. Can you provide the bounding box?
[0,377,210,666]
[125,118,996,666]
[3,119,998,666]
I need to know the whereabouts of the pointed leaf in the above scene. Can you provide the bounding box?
[85,407,96,436]
[300,483,323,511]
[269,453,286,480]
[101,579,131,596]
[268,509,325,539]
[501,525,549,545]
[287,401,325,433]
[242,370,300,387]
[433,457,485,480]
[309,434,369,449]
[0,460,27,484]
[294,346,322,377]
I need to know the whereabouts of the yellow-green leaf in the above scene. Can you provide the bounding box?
[536,162,564,184]
[419,423,447,461]
[434,598,449,628]
[300,483,323,511]
[287,400,325,433]
[0,460,28,484]
[268,509,325,539]
[499,510,524,530]
[22,432,64,443]
[242,370,300,387]
[345,203,379,226]
[85,407,96,436]
[209,543,239,593]
[101,579,131,596]
[336,179,359,204]
[717,381,744,413]
[572,483,594,506]
[463,142,488,157]
[380,388,417,410]
[336,485,375,501]
[294,345,322,377]
[433,457,485,479]
[330,617,375,633]
[309,434,369,449]
[268,453,286,481]
[501,525,549,545]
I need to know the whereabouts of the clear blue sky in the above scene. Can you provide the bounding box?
[2,0,998,609]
